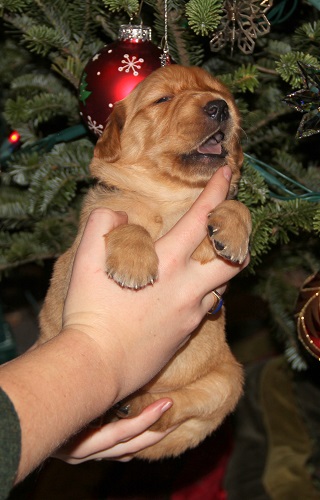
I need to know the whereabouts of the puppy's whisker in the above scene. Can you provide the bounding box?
[239,128,248,143]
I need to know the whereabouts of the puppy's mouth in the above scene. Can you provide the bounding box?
[196,130,226,157]
[179,116,233,177]
[182,130,227,165]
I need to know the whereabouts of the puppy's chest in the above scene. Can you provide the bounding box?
[91,188,190,239]
[130,208,186,241]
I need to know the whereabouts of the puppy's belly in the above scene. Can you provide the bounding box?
[121,350,243,460]
[113,318,243,460]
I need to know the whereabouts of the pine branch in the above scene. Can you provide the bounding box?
[273,151,320,193]
[0,188,32,229]
[266,39,292,58]
[101,0,140,17]
[261,272,307,371]
[0,39,31,86]
[245,111,290,137]
[1,1,108,88]
[22,24,69,56]
[1,151,41,187]
[185,0,222,36]
[218,64,260,94]
[0,220,56,271]
[276,51,320,88]
[0,138,92,274]
[248,199,318,269]
[50,51,85,89]
[293,21,320,56]
[314,208,320,233]
[10,72,66,95]
[238,162,269,206]
[27,139,92,215]
[4,91,78,134]
[0,0,33,13]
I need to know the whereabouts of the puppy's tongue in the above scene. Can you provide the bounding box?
[197,133,224,155]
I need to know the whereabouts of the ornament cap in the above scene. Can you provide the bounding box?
[119,24,152,42]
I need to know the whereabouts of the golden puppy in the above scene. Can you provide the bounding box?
[39,65,251,460]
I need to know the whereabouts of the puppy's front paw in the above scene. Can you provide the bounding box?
[105,224,159,289]
[208,201,251,264]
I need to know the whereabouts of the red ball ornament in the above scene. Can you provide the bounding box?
[295,272,320,362]
[79,25,169,136]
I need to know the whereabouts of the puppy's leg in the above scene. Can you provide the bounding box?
[116,352,243,432]
[105,224,159,289]
[208,200,251,264]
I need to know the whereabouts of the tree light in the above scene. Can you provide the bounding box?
[8,131,21,144]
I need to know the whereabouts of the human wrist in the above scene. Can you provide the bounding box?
[57,327,122,408]
[0,327,123,483]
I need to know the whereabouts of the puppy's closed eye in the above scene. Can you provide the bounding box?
[154,96,173,104]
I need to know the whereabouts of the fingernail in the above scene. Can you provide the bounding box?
[160,401,173,413]
[223,165,232,181]
[115,211,128,216]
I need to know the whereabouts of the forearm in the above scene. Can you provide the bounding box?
[0,328,119,483]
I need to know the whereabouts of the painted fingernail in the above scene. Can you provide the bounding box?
[223,165,232,181]
[160,401,173,413]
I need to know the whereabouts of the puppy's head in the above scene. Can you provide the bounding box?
[92,65,243,197]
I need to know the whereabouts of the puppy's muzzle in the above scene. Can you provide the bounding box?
[203,100,229,122]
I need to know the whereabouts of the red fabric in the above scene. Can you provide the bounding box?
[171,423,232,500]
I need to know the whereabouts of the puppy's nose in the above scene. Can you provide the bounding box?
[204,100,229,122]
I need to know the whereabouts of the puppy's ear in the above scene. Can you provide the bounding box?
[235,142,244,170]
[93,101,126,162]
[227,141,244,199]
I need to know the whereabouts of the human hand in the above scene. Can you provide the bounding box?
[55,399,175,463]
[62,165,249,404]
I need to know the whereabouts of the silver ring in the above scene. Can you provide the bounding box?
[207,290,224,315]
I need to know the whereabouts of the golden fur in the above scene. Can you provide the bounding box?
[39,65,251,460]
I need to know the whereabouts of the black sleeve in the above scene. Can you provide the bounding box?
[0,388,21,500]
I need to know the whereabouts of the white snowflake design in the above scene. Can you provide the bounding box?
[118,54,144,76]
[92,53,101,61]
[87,115,104,136]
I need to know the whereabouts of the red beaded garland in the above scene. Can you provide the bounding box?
[79,25,166,136]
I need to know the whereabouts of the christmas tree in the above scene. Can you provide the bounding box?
[1,0,320,369]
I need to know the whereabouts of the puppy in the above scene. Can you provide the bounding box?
[39,65,251,460]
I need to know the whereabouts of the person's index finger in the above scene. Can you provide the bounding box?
[189,165,231,224]
[157,166,231,256]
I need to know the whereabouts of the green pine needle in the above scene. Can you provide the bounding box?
[238,162,269,206]
[185,0,223,36]
[314,209,320,233]
[22,25,68,56]
[276,51,320,88]
[219,65,260,94]
[293,21,320,53]
[101,0,140,16]
[0,0,33,13]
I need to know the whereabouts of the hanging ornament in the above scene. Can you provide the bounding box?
[160,0,171,66]
[78,24,171,136]
[283,61,320,139]
[295,272,320,362]
[210,0,273,55]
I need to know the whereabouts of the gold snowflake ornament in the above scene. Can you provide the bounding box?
[210,0,273,55]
